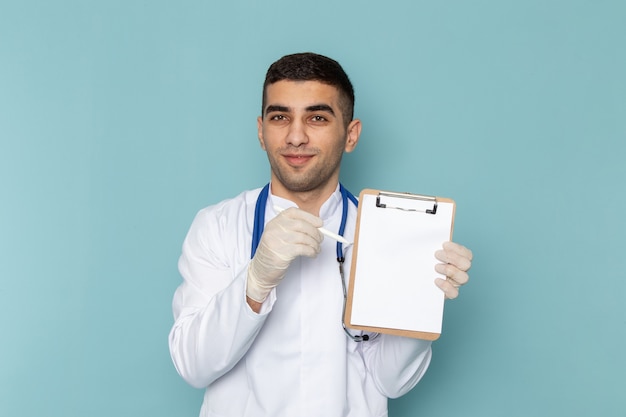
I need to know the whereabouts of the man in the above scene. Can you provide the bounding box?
[169,52,473,416]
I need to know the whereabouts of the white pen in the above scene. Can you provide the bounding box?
[273,205,352,245]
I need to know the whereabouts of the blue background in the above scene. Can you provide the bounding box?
[1,1,624,416]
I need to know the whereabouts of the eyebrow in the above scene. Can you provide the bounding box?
[264,104,336,116]
[264,105,289,115]
[306,104,335,116]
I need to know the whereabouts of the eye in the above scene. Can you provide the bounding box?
[310,115,328,123]
[268,114,290,124]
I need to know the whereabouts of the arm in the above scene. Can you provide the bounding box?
[362,241,473,398]
[168,208,271,389]
[168,204,324,388]
[362,335,433,398]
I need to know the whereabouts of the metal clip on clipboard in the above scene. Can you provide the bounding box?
[375,191,438,214]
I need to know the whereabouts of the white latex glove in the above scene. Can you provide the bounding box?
[434,241,473,299]
[247,207,324,303]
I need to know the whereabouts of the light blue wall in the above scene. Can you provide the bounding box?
[1,1,624,416]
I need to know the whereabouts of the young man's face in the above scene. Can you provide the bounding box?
[257,80,361,199]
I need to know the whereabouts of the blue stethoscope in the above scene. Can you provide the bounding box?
[251,183,377,342]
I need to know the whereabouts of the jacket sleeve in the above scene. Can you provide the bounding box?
[168,207,275,389]
[361,334,433,398]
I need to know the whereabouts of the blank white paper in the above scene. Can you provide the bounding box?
[349,193,454,334]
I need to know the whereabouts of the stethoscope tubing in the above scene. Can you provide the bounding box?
[250,183,376,342]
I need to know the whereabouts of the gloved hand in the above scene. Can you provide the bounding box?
[434,241,473,299]
[247,207,324,303]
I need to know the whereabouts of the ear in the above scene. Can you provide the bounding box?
[344,119,362,153]
[257,116,266,150]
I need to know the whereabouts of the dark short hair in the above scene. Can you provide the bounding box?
[262,52,355,125]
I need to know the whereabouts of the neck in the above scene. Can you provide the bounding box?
[270,181,339,216]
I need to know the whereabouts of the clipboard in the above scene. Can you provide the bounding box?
[344,189,456,341]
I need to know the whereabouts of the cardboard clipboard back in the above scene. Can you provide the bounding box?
[343,189,456,341]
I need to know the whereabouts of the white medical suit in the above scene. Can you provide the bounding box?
[169,185,433,417]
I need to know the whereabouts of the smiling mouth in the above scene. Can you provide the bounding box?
[283,154,314,165]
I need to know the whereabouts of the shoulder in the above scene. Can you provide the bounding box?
[193,187,264,231]
[181,187,265,265]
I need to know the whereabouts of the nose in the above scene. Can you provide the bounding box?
[286,119,309,147]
